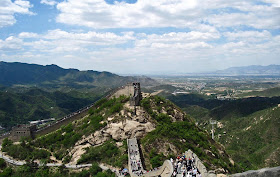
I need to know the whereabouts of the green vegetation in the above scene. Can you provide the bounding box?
[149,149,166,168]
[217,107,280,170]
[142,121,239,172]
[0,61,155,129]
[141,95,189,123]
[168,93,280,121]
[0,88,101,129]
[1,138,50,161]
[238,87,280,97]
[0,61,155,89]
[0,158,6,169]
[167,93,223,110]
[78,140,128,168]
[164,92,280,171]
[29,96,127,163]
[140,96,240,173]
[182,105,210,122]
[210,96,280,120]
[0,162,115,177]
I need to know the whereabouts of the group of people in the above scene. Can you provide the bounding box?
[129,144,144,176]
[171,154,202,177]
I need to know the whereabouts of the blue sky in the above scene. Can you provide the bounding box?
[0,0,279,74]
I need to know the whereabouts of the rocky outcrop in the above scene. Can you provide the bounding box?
[69,102,156,164]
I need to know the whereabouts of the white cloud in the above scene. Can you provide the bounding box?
[55,0,280,30]
[40,0,57,6]
[18,29,135,53]
[205,4,280,29]
[135,31,218,49]
[0,0,33,28]
[19,32,39,38]
[43,29,134,44]
[0,36,23,51]
[223,30,272,42]
[263,0,280,7]
[0,28,279,74]
[150,42,212,49]
[56,0,201,28]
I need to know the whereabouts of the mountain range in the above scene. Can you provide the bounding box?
[215,65,280,75]
[0,61,156,88]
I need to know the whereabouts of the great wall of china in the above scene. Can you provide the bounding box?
[0,83,280,177]
[0,83,136,144]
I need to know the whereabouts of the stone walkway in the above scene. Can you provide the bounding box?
[127,138,173,177]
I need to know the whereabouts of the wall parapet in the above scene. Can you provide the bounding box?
[185,149,217,177]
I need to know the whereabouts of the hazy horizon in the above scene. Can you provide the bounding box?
[0,0,279,74]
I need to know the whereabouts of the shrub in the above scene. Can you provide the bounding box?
[0,158,6,169]
[89,163,102,175]
[0,167,13,177]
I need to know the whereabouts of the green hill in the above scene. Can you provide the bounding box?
[165,93,280,171]
[1,95,241,176]
[217,106,280,170]
[0,61,156,89]
[139,96,239,172]
[0,88,101,129]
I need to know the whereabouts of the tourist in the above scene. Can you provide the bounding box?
[193,167,197,177]
[172,170,177,176]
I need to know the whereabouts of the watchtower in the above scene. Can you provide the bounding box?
[10,124,37,141]
[130,82,142,106]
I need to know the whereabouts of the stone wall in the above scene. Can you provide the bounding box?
[34,110,89,137]
[112,84,134,98]
[127,138,173,177]
[185,149,217,177]
[230,166,280,177]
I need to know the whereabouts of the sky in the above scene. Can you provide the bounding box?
[0,0,279,75]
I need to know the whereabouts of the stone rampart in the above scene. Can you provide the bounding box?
[230,166,280,177]
[34,110,89,137]
[185,149,217,177]
[127,138,173,177]
[112,83,134,98]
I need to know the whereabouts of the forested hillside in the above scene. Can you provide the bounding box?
[166,93,280,170]
[0,88,101,129]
